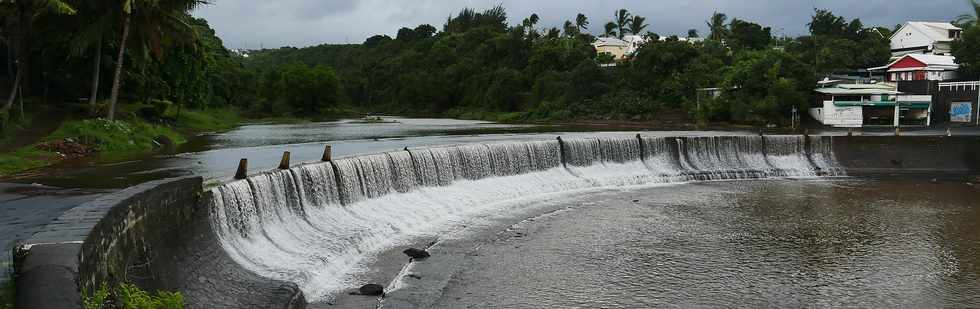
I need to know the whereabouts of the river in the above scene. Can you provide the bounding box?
[3,118,979,308]
[0,117,739,281]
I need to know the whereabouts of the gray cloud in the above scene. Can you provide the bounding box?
[193,0,970,49]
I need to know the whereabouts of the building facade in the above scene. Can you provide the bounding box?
[890,22,962,57]
[810,83,933,128]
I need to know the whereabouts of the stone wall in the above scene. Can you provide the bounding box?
[13,177,304,309]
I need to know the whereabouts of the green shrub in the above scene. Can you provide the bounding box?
[47,119,185,154]
[84,283,184,309]
[0,277,13,309]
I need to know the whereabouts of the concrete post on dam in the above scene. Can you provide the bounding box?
[322,145,332,162]
[279,151,291,169]
[235,159,248,180]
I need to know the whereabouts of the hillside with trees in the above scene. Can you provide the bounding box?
[5,3,979,177]
[240,7,892,125]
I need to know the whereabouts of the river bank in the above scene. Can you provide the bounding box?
[0,107,310,179]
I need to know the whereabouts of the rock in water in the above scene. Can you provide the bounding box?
[403,248,431,260]
[358,284,384,296]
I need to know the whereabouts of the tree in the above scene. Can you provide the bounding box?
[69,1,115,108]
[3,0,76,113]
[575,13,589,32]
[614,9,631,39]
[953,25,980,77]
[728,19,772,50]
[954,0,980,28]
[603,22,617,38]
[563,20,579,37]
[720,50,810,124]
[629,15,648,35]
[688,29,700,38]
[706,11,728,41]
[107,0,209,120]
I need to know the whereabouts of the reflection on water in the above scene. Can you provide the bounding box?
[433,179,980,308]
[209,117,529,149]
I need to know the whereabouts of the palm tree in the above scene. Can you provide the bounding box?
[563,20,578,37]
[70,1,115,108]
[575,13,589,32]
[954,0,980,28]
[629,15,648,35]
[614,9,631,39]
[107,0,208,120]
[706,11,729,41]
[603,22,617,38]
[688,29,700,38]
[3,0,75,113]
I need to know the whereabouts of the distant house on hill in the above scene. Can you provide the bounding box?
[593,37,630,61]
[890,22,962,57]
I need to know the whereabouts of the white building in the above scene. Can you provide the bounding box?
[890,22,963,57]
[593,37,630,61]
[810,83,933,128]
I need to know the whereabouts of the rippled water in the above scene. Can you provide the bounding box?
[430,179,980,308]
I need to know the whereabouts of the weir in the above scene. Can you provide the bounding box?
[208,135,844,303]
[14,134,980,308]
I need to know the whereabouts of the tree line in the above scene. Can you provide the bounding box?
[241,7,894,125]
[0,0,242,125]
[4,4,980,127]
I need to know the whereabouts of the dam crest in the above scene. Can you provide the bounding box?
[208,135,843,302]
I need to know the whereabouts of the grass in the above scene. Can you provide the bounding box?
[84,283,183,309]
[0,147,55,177]
[171,108,245,132]
[47,119,186,154]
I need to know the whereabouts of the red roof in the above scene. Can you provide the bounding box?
[889,56,927,69]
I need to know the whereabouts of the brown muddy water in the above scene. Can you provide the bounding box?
[380,178,980,308]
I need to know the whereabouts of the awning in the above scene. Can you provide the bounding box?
[834,101,931,109]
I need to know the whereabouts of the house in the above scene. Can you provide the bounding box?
[873,54,959,82]
[593,37,630,61]
[810,83,933,127]
[890,22,962,57]
[595,35,704,62]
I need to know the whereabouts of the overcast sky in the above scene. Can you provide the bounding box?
[192,0,970,49]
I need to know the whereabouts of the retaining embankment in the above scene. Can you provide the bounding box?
[832,136,980,175]
[12,177,304,309]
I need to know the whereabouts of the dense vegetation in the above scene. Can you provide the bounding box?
[236,7,898,125]
[84,283,184,309]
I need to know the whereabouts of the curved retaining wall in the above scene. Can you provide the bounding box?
[12,177,304,309]
[11,135,980,308]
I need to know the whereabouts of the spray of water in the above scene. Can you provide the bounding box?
[209,136,842,301]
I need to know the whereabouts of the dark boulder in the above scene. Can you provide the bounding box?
[403,248,430,260]
[353,284,384,296]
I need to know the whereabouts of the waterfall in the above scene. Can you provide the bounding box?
[208,135,843,301]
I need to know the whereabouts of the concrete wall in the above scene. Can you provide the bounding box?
[13,177,304,309]
[832,136,980,174]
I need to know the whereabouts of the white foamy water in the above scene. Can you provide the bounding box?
[208,136,843,301]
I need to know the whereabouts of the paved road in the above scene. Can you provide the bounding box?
[0,183,109,280]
